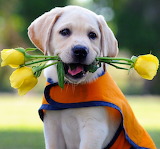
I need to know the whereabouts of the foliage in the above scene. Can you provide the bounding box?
[1,0,67,45]
[0,0,159,94]
[114,0,160,56]
[113,0,160,94]
[0,0,68,92]
[92,0,160,94]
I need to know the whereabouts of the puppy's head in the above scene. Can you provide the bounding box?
[28,6,118,84]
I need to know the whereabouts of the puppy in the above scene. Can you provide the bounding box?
[28,6,156,149]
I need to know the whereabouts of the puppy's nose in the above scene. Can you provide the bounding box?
[72,45,89,60]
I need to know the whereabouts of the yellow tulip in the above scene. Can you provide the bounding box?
[134,54,159,80]
[1,49,25,68]
[10,67,38,95]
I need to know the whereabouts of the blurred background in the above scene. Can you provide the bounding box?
[0,0,160,149]
[0,0,160,95]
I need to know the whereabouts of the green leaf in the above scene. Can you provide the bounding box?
[131,56,137,63]
[32,65,44,78]
[15,48,26,55]
[25,48,38,52]
[57,61,65,88]
[87,64,99,73]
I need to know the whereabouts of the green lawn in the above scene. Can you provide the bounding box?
[0,94,159,149]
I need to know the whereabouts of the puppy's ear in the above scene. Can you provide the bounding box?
[98,16,118,57]
[28,8,63,54]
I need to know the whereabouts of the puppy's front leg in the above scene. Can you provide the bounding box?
[43,111,66,149]
[78,107,109,149]
[80,123,108,149]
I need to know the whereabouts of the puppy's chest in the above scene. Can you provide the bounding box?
[45,104,121,148]
[59,106,108,136]
[59,107,107,148]
[61,109,80,144]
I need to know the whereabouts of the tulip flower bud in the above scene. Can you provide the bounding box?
[10,67,38,95]
[134,54,159,80]
[1,49,25,68]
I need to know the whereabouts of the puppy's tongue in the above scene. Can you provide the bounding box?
[68,65,83,76]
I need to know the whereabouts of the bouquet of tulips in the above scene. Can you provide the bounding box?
[0,48,159,95]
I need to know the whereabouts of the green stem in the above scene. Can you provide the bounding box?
[33,62,59,78]
[23,58,59,66]
[98,60,131,65]
[109,63,129,70]
[96,57,134,63]
[110,61,131,65]
[25,48,38,52]
[29,55,59,59]
[42,62,59,70]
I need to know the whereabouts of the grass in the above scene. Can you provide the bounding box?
[0,94,44,149]
[0,130,44,149]
[0,94,159,149]
[128,96,160,148]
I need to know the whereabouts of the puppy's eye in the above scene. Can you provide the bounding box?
[59,28,71,36]
[88,32,97,40]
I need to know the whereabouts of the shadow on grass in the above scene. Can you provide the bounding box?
[0,129,159,149]
[0,130,45,149]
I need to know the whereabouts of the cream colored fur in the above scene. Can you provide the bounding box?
[28,5,121,149]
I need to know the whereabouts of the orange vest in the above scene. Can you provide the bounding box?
[39,72,156,149]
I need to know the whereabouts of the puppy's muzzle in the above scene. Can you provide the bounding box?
[72,45,89,63]
[62,45,90,80]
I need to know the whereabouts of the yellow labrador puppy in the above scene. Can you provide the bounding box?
[28,5,155,149]
[28,6,120,149]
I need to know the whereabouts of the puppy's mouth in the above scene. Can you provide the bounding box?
[64,63,89,79]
